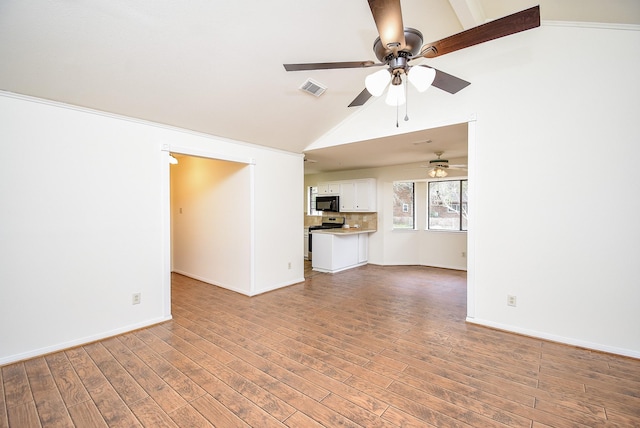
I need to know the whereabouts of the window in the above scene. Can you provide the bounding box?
[428,179,468,231]
[393,182,415,229]
[308,186,321,216]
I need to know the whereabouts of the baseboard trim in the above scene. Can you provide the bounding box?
[251,277,306,296]
[171,270,249,295]
[0,316,172,367]
[368,262,467,272]
[172,270,303,297]
[466,317,640,360]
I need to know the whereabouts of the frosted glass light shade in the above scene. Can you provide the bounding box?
[428,167,448,178]
[408,66,436,92]
[385,81,406,106]
[365,69,391,97]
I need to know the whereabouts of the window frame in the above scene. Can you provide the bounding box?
[307,186,321,216]
[427,178,468,232]
[392,181,416,230]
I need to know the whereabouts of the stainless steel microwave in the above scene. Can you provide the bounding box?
[315,195,340,212]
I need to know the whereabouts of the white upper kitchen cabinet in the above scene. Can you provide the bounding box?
[317,182,341,195]
[340,178,376,212]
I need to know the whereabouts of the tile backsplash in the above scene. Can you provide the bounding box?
[304,212,378,230]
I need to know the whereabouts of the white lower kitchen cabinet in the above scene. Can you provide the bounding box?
[311,231,370,273]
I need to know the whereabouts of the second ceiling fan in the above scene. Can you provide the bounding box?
[284,1,540,107]
[423,151,467,178]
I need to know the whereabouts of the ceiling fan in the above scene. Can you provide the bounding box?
[284,1,540,108]
[423,151,467,178]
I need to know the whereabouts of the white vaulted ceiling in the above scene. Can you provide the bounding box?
[1,1,638,173]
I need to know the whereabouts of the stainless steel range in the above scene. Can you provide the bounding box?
[307,216,345,261]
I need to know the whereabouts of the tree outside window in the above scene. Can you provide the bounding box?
[428,179,468,231]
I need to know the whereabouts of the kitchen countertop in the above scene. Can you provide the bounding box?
[310,228,376,235]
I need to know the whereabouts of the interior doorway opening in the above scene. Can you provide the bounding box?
[161,148,255,317]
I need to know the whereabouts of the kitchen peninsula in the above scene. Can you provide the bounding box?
[311,228,375,273]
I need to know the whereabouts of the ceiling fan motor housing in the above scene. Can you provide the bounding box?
[373,27,424,62]
[430,151,449,168]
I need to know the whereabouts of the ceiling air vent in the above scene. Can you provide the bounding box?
[299,78,326,97]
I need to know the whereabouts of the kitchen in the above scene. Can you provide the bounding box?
[304,178,378,273]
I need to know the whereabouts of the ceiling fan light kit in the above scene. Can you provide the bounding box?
[284,1,540,119]
[367,62,436,106]
[428,167,448,178]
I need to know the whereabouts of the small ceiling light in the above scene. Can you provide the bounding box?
[169,154,178,164]
[408,66,436,92]
[365,69,391,96]
[428,167,448,178]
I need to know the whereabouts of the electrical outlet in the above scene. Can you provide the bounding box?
[462,251,466,258]
[507,295,517,307]
[132,293,141,305]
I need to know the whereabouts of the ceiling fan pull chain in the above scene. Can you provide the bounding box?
[404,77,409,122]
[396,102,399,127]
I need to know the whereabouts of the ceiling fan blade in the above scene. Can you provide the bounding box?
[419,5,540,59]
[283,61,379,71]
[368,0,406,51]
[415,65,470,94]
[348,88,373,107]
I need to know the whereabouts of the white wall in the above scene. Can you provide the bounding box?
[305,163,468,271]
[307,23,640,357]
[0,93,304,364]
[171,157,252,294]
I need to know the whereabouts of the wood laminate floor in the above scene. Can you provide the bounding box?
[2,264,639,427]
